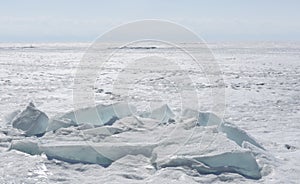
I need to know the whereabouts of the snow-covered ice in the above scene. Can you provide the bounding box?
[0,42,299,183]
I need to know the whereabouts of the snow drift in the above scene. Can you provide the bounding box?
[8,102,268,180]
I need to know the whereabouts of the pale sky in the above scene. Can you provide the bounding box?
[1,0,300,42]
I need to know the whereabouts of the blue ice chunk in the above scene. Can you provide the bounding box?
[59,102,136,126]
[11,102,48,136]
[140,104,175,123]
[182,109,222,126]
[220,122,265,150]
[46,118,77,132]
[10,139,41,155]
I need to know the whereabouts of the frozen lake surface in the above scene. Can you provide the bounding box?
[0,42,299,183]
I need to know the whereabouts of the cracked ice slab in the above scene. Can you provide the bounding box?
[11,140,156,167]
[158,151,261,179]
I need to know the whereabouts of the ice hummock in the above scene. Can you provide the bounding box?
[7,102,269,180]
